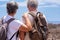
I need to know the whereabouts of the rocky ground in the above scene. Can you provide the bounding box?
[48,27,60,40]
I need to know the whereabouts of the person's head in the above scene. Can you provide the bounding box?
[7,1,18,16]
[27,0,38,11]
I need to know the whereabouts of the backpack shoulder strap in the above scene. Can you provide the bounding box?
[29,13,36,18]
[37,12,47,26]
[6,18,15,40]
[6,18,15,25]
[9,30,19,40]
[1,16,15,25]
[6,18,15,30]
[29,12,43,37]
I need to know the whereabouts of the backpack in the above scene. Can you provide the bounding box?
[29,12,48,40]
[0,17,15,40]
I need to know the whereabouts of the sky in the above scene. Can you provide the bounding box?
[0,0,60,23]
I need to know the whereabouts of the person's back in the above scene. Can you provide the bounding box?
[23,0,48,40]
[3,1,32,40]
[3,15,21,40]
[24,11,47,40]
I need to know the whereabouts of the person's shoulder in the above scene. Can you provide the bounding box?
[23,12,29,15]
[10,19,24,26]
[13,19,26,26]
[13,19,21,23]
[2,16,7,19]
[22,12,30,17]
[2,16,7,22]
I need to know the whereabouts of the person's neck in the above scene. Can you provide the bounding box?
[29,10,37,12]
[8,14,14,17]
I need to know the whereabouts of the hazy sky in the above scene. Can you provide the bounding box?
[0,0,60,22]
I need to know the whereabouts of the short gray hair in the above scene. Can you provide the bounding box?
[27,0,38,8]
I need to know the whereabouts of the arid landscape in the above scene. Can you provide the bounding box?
[47,23,60,40]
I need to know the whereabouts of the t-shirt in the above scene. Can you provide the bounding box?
[3,15,25,40]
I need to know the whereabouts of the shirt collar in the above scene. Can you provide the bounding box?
[7,15,14,18]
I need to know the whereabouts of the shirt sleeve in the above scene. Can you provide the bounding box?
[9,20,26,31]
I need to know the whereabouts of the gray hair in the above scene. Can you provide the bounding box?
[27,0,38,8]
